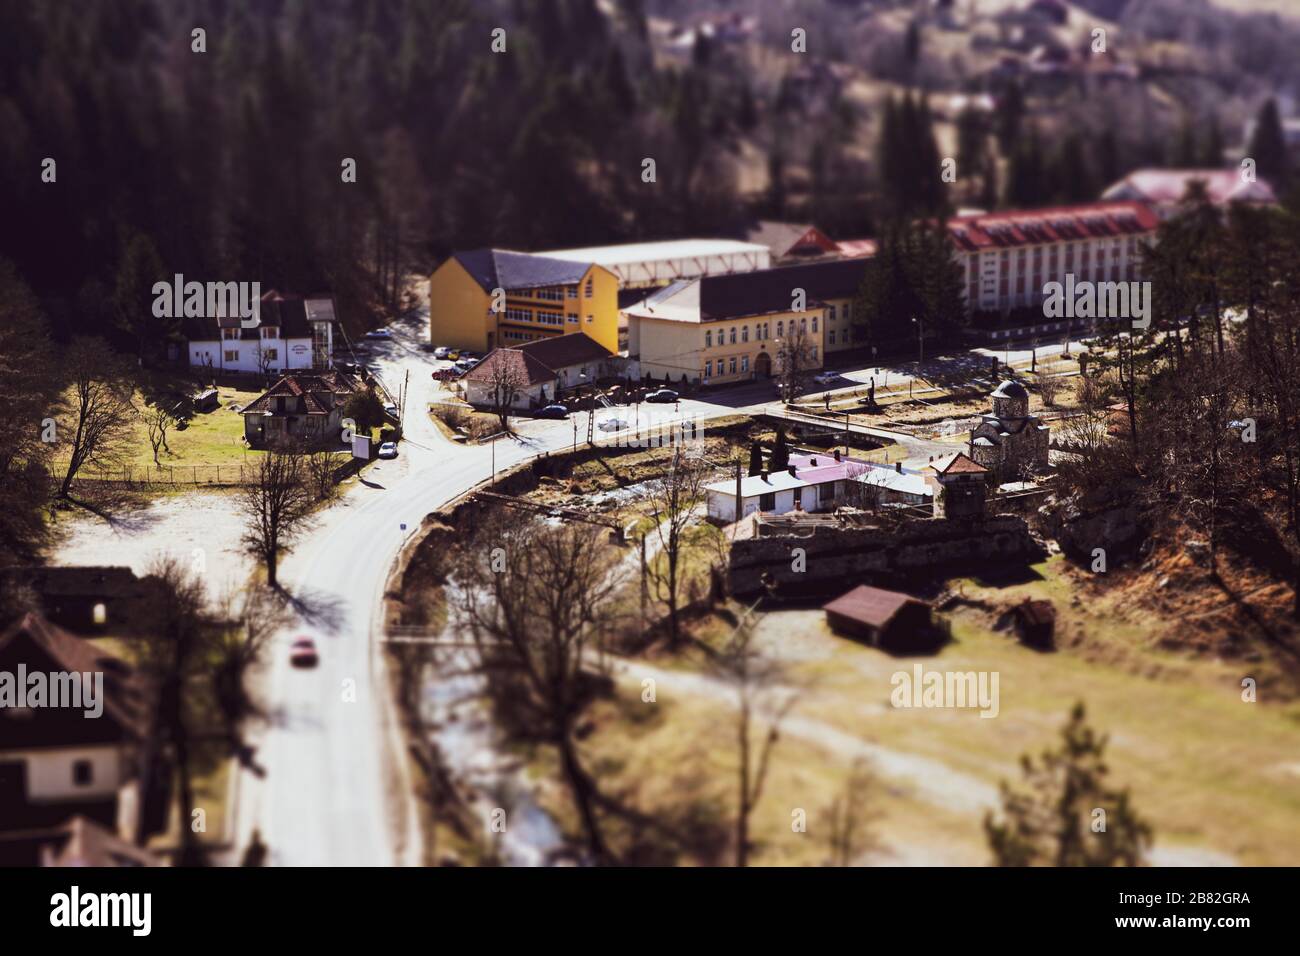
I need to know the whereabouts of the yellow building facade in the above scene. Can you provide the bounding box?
[428,250,620,355]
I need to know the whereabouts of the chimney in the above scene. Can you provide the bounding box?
[833,449,841,462]
[761,469,769,482]
[810,457,818,466]
[788,465,797,478]
[895,461,902,473]
[969,428,975,457]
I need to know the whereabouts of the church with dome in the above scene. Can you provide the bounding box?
[967,380,1050,479]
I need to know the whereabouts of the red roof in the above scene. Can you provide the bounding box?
[945,201,1159,253]
[463,348,558,387]
[1102,169,1278,206]
[823,585,926,629]
[242,371,359,416]
[930,452,988,476]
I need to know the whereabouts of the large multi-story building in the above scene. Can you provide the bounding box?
[428,249,620,354]
[624,259,871,385]
[946,201,1159,316]
[534,238,770,288]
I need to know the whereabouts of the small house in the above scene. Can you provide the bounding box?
[823,585,940,654]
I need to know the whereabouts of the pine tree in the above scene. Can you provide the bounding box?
[747,441,764,477]
[985,703,1152,867]
[1247,98,1290,190]
[769,430,790,472]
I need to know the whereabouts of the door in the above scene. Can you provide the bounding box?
[754,351,772,378]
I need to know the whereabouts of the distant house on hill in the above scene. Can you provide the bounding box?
[1101,169,1277,219]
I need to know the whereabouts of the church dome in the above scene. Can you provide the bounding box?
[991,380,1028,400]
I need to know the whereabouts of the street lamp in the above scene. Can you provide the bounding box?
[911,316,924,366]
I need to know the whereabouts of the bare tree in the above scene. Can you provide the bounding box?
[825,759,879,866]
[1036,369,1060,407]
[134,556,211,865]
[454,513,624,863]
[142,401,175,468]
[644,446,710,647]
[841,461,894,512]
[485,353,526,432]
[237,451,315,588]
[711,603,798,867]
[212,584,290,749]
[58,337,138,497]
[303,446,346,500]
[775,322,818,404]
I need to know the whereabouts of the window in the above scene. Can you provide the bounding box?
[584,278,594,298]
[741,326,749,343]
[812,316,818,332]
[729,357,737,374]
[828,330,836,345]
[777,321,784,338]
[567,285,578,298]
[92,602,107,625]
[224,350,238,362]
[586,314,593,323]
[759,492,775,510]
[793,486,803,508]
[263,349,277,361]
[741,356,749,372]
[729,327,736,345]
[567,313,578,324]
[222,328,239,341]
[705,331,712,348]
[828,305,837,321]
[262,326,279,339]
[705,360,712,377]
[73,760,93,787]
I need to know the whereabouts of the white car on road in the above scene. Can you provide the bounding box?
[377,441,398,459]
[597,418,628,432]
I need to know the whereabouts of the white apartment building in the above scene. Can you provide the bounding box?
[947,201,1160,316]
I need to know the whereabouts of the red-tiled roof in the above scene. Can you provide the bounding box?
[517,332,611,370]
[463,348,558,387]
[823,585,926,629]
[0,613,150,738]
[241,371,360,416]
[945,201,1159,253]
[931,452,989,476]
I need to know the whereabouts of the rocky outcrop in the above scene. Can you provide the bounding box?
[1040,496,1147,566]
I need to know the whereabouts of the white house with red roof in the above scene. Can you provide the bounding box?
[1101,169,1277,220]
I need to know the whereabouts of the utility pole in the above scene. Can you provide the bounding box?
[640,534,648,629]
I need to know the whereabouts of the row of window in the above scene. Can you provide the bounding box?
[222,327,280,341]
[703,316,819,349]
[705,356,750,378]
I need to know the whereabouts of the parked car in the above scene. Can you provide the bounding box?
[365,328,393,339]
[644,388,679,404]
[446,349,461,361]
[537,404,569,419]
[290,637,319,669]
[814,371,839,385]
[383,402,399,418]
[597,418,628,432]
[378,441,399,459]
[433,346,450,359]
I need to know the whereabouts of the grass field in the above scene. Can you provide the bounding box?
[537,555,1300,866]
[54,384,262,480]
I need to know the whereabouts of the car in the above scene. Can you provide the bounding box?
[597,418,628,432]
[378,441,399,459]
[383,402,399,418]
[289,637,319,669]
[446,349,461,361]
[814,371,839,385]
[433,346,450,359]
[365,328,393,339]
[537,404,569,419]
[644,388,679,404]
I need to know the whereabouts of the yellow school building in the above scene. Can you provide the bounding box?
[428,249,620,355]
[624,259,870,386]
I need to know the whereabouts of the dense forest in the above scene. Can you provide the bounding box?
[0,0,780,342]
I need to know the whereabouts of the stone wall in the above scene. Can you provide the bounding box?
[728,514,1046,598]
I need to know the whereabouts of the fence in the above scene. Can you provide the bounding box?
[62,464,260,487]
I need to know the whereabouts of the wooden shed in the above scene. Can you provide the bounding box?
[823,585,938,653]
